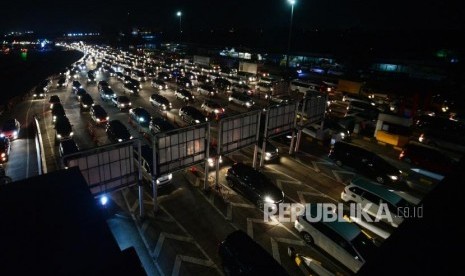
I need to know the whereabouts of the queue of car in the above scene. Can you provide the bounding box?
[59,43,458,275]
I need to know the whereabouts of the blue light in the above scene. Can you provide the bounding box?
[100,195,108,206]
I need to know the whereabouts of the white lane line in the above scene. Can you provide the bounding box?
[120,189,165,276]
[266,166,340,203]
[159,205,223,275]
[270,238,281,264]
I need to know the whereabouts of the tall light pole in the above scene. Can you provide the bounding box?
[286,0,296,71]
[176,11,182,43]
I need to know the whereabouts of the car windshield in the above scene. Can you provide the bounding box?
[119,96,130,103]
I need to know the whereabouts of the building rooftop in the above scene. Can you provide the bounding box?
[0,167,145,275]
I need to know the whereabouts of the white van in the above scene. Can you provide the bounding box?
[341,178,412,227]
[294,206,377,273]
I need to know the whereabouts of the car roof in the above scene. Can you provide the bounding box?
[350,178,403,205]
[306,205,361,241]
[151,118,175,131]
[92,105,105,112]
[109,120,124,127]
[204,100,220,107]
[117,96,130,101]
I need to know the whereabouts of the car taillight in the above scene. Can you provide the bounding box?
[399,150,405,160]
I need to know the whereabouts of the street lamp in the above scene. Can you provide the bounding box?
[286,0,296,70]
[176,11,182,43]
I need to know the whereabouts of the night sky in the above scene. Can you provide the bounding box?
[1,0,463,34]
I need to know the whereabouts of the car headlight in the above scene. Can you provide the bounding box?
[418,134,424,143]
[276,148,279,153]
[130,136,133,140]
[128,102,132,106]
[246,102,252,107]
[121,104,125,107]
[13,131,18,137]
[264,196,275,204]
[106,116,109,120]
[1,153,5,157]
[388,175,399,181]
[139,117,145,122]
[33,94,37,97]
[118,138,123,142]
[70,132,74,136]
[83,105,88,108]
[266,152,272,157]
[208,158,214,167]
[96,118,100,122]
[340,132,346,138]
[0,133,4,138]
[57,134,62,138]
[214,109,220,113]
[195,119,200,123]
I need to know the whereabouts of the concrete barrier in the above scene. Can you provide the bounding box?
[33,115,47,175]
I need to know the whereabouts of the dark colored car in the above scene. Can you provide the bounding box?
[116,72,124,80]
[59,139,79,157]
[149,117,175,135]
[399,143,456,176]
[111,95,132,110]
[106,120,132,142]
[49,95,61,109]
[90,105,109,124]
[218,230,288,276]
[129,107,151,127]
[123,82,140,94]
[151,79,168,90]
[99,87,116,101]
[0,137,11,163]
[158,72,170,80]
[150,94,172,111]
[51,103,66,124]
[197,84,217,97]
[98,80,110,91]
[329,142,404,184]
[80,93,94,111]
[57,76,68,88]
[54,116,73,144]
[87,71,96,83]
[225,163,284,209]
[0,119,21,140]
[229,91,254,108]
[32,86,46,99]
[177,77,192,88]
[72,80,82,92]
[175,89,195,102]
[179,106,208,124]
[196,75,210,84]
[215,77,231,90]
[75,88,87,101]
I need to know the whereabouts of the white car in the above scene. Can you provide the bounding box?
[228,92,254,108]
[201,100,224,116]
[294,206,377,273]
[341,178,411,228]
